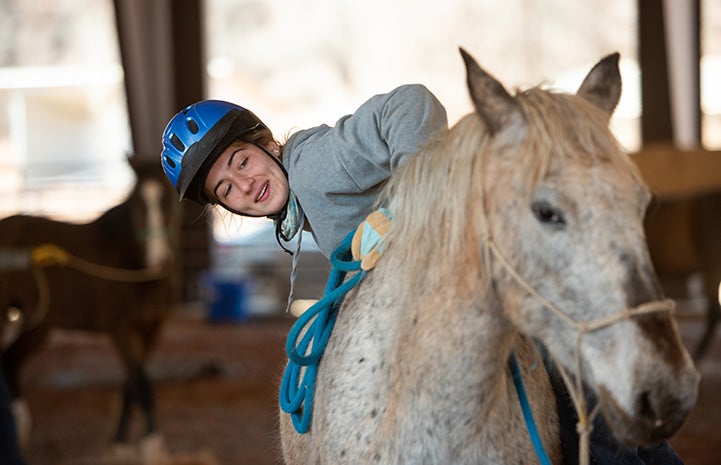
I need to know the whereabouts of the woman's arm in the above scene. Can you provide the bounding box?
[332,84,449,189]
[282,84,448,257]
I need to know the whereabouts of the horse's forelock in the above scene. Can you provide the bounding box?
[516,87,641,185]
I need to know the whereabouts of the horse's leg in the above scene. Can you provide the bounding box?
[1,323,51,448]
[118,325,172,464]
[693,276,720,360]
[110,330,156,443]
[138,316,166,437]
[691,194,721,361]
[114,379,133,443]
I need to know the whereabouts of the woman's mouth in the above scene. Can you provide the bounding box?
[255,181,269,203]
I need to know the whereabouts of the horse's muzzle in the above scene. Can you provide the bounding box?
[598,368,699,447]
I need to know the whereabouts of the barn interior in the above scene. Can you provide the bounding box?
[1,1,720,464]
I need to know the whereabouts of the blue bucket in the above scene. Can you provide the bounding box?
[207,277,251,323]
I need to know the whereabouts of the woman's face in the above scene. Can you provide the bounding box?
[204,140,289,216]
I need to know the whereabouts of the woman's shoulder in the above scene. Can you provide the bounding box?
[389,83,436,97]
[284,124,329,151]
[286,84,440,137]
[364,83,441,109]
[283,83,446,161]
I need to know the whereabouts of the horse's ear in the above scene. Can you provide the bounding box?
[576,53,622,117]
[460,47,522,136]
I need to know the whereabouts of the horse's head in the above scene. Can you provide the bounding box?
[460,49,699,446]
[128,155,180,272]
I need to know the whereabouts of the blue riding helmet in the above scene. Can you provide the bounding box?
[161,99,269,204]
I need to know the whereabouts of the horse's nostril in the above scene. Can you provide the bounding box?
[638,391,655,421]
[637,389,687,428]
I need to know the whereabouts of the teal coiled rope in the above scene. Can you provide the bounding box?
[279,231,365,433]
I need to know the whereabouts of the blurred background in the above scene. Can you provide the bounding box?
[0,1,720,464]
[1,0,720,302]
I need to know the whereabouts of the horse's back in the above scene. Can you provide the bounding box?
[0,214,103,257]
[0,211,170,332]
[280,270,402,464]
[0,215,86,317]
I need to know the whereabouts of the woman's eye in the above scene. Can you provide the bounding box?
[239,157,248,170]
[531,201,566,226]
[223,184,231,198]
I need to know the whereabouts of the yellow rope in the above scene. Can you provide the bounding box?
[31,244,70,266]
[22,264,51,331]
[31,243,170,282]
[11,243,172,332]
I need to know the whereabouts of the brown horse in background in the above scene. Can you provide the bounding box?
[645,190,721,360]
[0,156,180,451]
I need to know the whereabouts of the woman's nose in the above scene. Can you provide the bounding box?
[236,175,253,194]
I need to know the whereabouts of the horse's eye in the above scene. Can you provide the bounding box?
[531,201,566,226]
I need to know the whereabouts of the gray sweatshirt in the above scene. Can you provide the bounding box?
[282,84,449,258]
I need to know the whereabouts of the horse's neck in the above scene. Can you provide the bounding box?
[388,285,559,463]
[305,263,560,464]
[353,273,546,462]
[395,287,516,404]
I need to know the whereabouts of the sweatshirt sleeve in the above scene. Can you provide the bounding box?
[283,84,449,257]
[331,84,449,191]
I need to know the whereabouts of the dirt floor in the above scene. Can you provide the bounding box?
[14,305,721,465]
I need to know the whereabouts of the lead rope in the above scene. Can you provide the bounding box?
[0,244,170,332]
[279,231,364,433]
[510,352,553,465]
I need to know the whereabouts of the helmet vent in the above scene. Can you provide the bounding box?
[186,118,199,134]
[164,155,176,169]
[170,134,185,151]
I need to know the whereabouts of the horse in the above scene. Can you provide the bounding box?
[645,189,721,360]
[0,155,180,451]
[279,49,699,465]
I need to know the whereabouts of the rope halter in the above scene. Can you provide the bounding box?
[477,200,674,465]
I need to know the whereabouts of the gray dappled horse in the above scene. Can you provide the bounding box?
[280,49,699,465]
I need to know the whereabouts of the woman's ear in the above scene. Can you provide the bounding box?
[267,140,281,157]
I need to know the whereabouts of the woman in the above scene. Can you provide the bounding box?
[160,85,683,465]
[161,84,448,258]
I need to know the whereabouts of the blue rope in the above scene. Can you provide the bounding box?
[279,231,364,433]
[509,352,553,465]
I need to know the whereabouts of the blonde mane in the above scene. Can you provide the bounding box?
[378,86,643,297]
